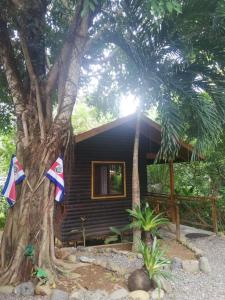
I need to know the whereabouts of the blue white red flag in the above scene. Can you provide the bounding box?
[1,155,26,207]
[46,157,64,202]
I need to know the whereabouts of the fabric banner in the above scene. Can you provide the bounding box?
[1,155,26,207]
[46,157,64,202]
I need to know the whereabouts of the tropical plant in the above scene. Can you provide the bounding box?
[104,225,130,244]
[127,204,169,246]
[139,237,171,288]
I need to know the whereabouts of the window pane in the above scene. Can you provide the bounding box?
[109,164,123,195]
[93,162,125,198]
[94,165,108,195]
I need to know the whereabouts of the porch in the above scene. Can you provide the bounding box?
[144,192,218,240]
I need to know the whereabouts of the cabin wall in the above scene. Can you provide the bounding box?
[60,124,148,243]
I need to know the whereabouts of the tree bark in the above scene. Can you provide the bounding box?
[0,118,71,284]
[0,0,90,284]
[132,111,142,252]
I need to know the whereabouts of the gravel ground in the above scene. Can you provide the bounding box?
[0,297,48,300]
[165,235,225,300]
[84,252,143,272]
[1,235,225,299]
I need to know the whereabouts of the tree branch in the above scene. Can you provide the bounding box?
[54,12,89,124]
[0,18,25,115]
[46,0,85,97]
[19,34,46,140]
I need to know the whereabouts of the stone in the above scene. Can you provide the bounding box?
[51,289,69,300]
[129,290,150,300]
[192,247,204,258]
[95,258,107,268]
[128,269,152,292]
[137,253,143,259]
[171,257,182,270]
[110,288,129,300]
[79,256,95,263]
[199,256,211,274]
[35,282,52,296]
[70,289,108,300]
[151,288,165,300]
[182,260,199,273]
[14,281,34,296]
[0,285,14,294]
[107,261,127,275]
[67,254,77,263]
[55,248,70,259]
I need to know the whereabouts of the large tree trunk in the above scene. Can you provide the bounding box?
[0,122,70,284]
[0,0,92,284]
[132,112,141,252]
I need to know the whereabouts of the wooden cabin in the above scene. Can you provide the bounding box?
[56,113,198,244]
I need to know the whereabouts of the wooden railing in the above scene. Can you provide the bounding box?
[144,192,219,240]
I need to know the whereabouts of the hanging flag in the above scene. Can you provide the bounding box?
[46,157,64,202]
[1,155,26,207]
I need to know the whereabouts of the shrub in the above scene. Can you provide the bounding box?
[139,237,171,288]
[127,204,168,245]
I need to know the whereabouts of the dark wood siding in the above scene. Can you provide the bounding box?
[60,123,148,242]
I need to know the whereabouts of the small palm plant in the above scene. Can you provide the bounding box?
[139,237,171,289]
[127,203,168,247]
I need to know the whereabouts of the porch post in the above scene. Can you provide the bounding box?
[169,160,176,222]
[169,160,180,240]
[132,111,141,252]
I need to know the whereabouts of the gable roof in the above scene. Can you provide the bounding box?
[75,113,201,162]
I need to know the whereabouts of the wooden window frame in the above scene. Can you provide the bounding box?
[91,161,127,200]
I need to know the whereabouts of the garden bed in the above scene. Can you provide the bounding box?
[81,239,196,260]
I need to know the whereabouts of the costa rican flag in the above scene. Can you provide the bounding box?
[1,155,26,207]
[46,157,64,202]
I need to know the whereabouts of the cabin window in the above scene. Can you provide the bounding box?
[91,161,126,199]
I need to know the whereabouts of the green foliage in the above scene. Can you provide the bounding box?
[0,132,16,175]
[72,101,113,134]
[84,0,225,159]
[139,237,171,288]
[81,0,98,17]
[127,204,169,234]
[104,225,130,244]
[24,244,35,258]
[0,198,8,229]
[33,267,48,283]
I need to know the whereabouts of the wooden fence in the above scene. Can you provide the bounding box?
[144,192,219,240]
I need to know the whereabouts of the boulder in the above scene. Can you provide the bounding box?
[128,269,152,292]
[0,285,14,294]
[14,281,34,296]
[67,254,77,263]
[35,282,52,296]
[110,288,129,300]
[151,288,164,300]
[182,260,199,273]
[79,256,95,263]
[199,256,211,274]
[171,257,182,271]
[51,289,69,300]
[129,290,150,300]
[55,248,70,259]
